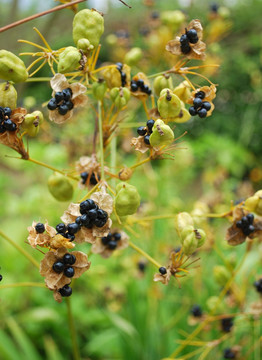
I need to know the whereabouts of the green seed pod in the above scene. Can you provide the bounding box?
[149,119,174,147]
[206,296,224,314]
[48,172,74,202]
[73,9,104,49]
[161,10,185,29]
[213,265,231,287]
[124,47,143,66]
[173,106,191,123]
[110,87,130,109]
[182,232,198,256]
[0,50,28,83]
[57,46,81,74]
[114,182,140,216]
[92,79,107,100]
[76,38,94,52]
[157,88,181,118]
[0,82,17,109]
[173,81,191,103]
[153,75,173,97]
[245,190,262,216]
[103,64,131,88]
[22,111,44,137]
[175,212,194,237]
[195,228,206,247]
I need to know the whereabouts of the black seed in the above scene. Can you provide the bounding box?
[193,97,203,109]
[90,173,100,185]
[64,266,75,278]
[80,199,96,214]
[63,253,76,265]
[146,88,152,95]
[223,348,236,359]
[201,101,211,111]
[143,85,150,93]
[9,122,17,132]
[80,171,88,184]
[195,91,205,99]
[253,278,262,293]
[180,34,189,45]
[236,220,242,229]
[0,107,4,120]
[191,304,202,317]
[94,218,106,227]
[62,88,72,101]
[47,98,57,110]
[221,317,234,333]
[58,104,69,115]
[102,236,110,245]
[121,71,126,81]
[97,209,108,220]
[113,232,121,241]
[198,108,207,118]
[147,119,155,130]
[107,240,117,250]
[53,261,65,273]
[35,222,45,233]
[0,274,2,281]
[159,267,167,275]
[151,10,159,19]
[180,43,191,54]
[56,223,67,234]
[59,284,72,297]
[63,100,74,110]
[131,83,138,92]
[210,3,219,13]
[241,216,249,226]
[186,29,198,44]
[189,106,197,116]
[243,224,255,236]
[137,126,147,136]
[75,216,82,225]
[137,79,144,88]
[3,119,15,131]
[246,213,254,223]
[138,261,146,272]
[55,91,64,103]
[144,135,150,145]
[116,62,123,71]
[67,223,80,235]
[63,232,75,241]
[4,107,12,117]
[0,124,5,133]
[88,209,98,220]
[80,214,93,228]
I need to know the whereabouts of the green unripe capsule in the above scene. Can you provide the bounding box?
[22,111,44,137]
[0,50,28,83]
[153,75,173,97]
[114,182,140,216]
[48,172,74,202]
[57,47,81,74]
[149,119,174,147]
[92,80,107,100]
[77,38,94,52]
[213,265,231,287]
[157,88,181,119]
[0,82,17,109]
[124,47,143,66]
[182,232,198,256]
[175,212,194,237]
[110,87,130,109]
[245,190,262,216]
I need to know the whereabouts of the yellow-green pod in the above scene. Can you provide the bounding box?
[57,46,81,73]
[245,190,262,216]
[92,80,107,100]
[161,10,185,29]
[73,9,104,48]
[48,172,74,202]
[173,106,191,123]
[153,75,173,97]
[149,119,174,146]
[182,232,198,255]
[0,82,17,109]
[173,81,191,103]
[76,38,94,52]
[175,212,194,237]
[0,50,28,83]
[103,64,131,88]
[22,111,44,137]
[110,87,130,109]
[114,182,140,216]
[124,47,143,66]
[213,265,231,287]
[157,88,181,118]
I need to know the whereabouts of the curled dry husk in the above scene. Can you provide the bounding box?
[91,229,129,258]
[166,20,206,60]
[61,189,113,244]
[131,136,151,153]
[48,73,88,124]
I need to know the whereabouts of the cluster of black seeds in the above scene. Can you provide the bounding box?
[131,78,152,95]
[116,62,127,87]
[58,284,72,297]
[189,91,211,118]
[190,304,203,318]
[236,213,255,236]
[223,348,236,359]
[47,88,74,115]
[221,317,234,333]
[136,119,155,145]
[0,107,16,133]
[80,172,100,186]
[53,253,76,277]
[101,231,121,250]
[253,278,262,293]
[180,28,199,54]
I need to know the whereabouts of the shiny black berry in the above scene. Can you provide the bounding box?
[223,348,235,359]
[0,274,2,281]
[198,108,207,118]
[221,317,234,332]
[108,240,117,250]
[4,107,12,117]
[53,261,65,273]
[55,91,64,103]
[56,223,67,234]
[80,214,93,228]
[80,199,96,214]
[47,98,57,110]
[94,218,106,227]
[253,278,262,293]
[75,216,82,225]
[59,284,72,297]
[144,135,150,145]
[195,91,205,99]
[62,88,72,100]
[63,100,74,110]
[137,79,144,88]
[102,236,110,245]
[81,171,88,184]
[97,209,108,220]
[88,209,98,220]
[186,29,198,44]
[180,34,189,45]
[67,223,80,235]
[114,232,121,241]
[35,223,45,233]
[180,42,191,54]
[193,97,202,109]
[4,119,15,131]
[147,119,155,131]
[63,253,76,265]
[191,304,202,317]
[131,82,138,92]
[201,101,211,111]
[58,104,68,115]
[159,267,167,275]
[64,266,75,278]
[137,126,147,136]
[0,124,5,133]
[90,173,100,185]
[246,213,254,223]
[189,106,197,116]
[116,62,123,70]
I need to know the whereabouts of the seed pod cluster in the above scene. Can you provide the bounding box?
[179,28,199,54]
[101,231,122,250]
[47,87,74,115]
[189,91,211,118]
[0,107,17,133]
[136,119,155,145]
[80,171,100,185]
[236,213,255,236]
[130,78,152,95]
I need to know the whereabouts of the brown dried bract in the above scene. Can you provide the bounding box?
[40,247,91,290]
[0,107,28,159]
[76,155,101,190]
[91,229,129,258]
[166,20,206,61]
[153,269,172,285]
[131,135,150,153]
[48,74,88,124]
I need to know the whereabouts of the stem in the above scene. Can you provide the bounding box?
[98,101,105,181]
[0,230,39,269]
[79,183,99,202]
[0,282,45,289]
[110,136,117,188]
[25,77,52,82]
[0,0,87,33]
[129,240,161,268]
[131,214,176,223]
[27,157,79,181]
[130,157,151,170]
[66,298,80,360]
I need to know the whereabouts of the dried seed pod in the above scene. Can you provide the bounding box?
[157,88,181,118]
[110,87,130,109]
[73,9,104,49]
[47,172,74,202]
[57,46,81,74]
[153,75,173,97]
[0,82,17,109]
[0,50,28,83]
[103,64,131,88]
[149,119,174,146]
[22,111,44,137]
[114,182,140,216]
[92,80,107,100]
[118,167,133,181]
